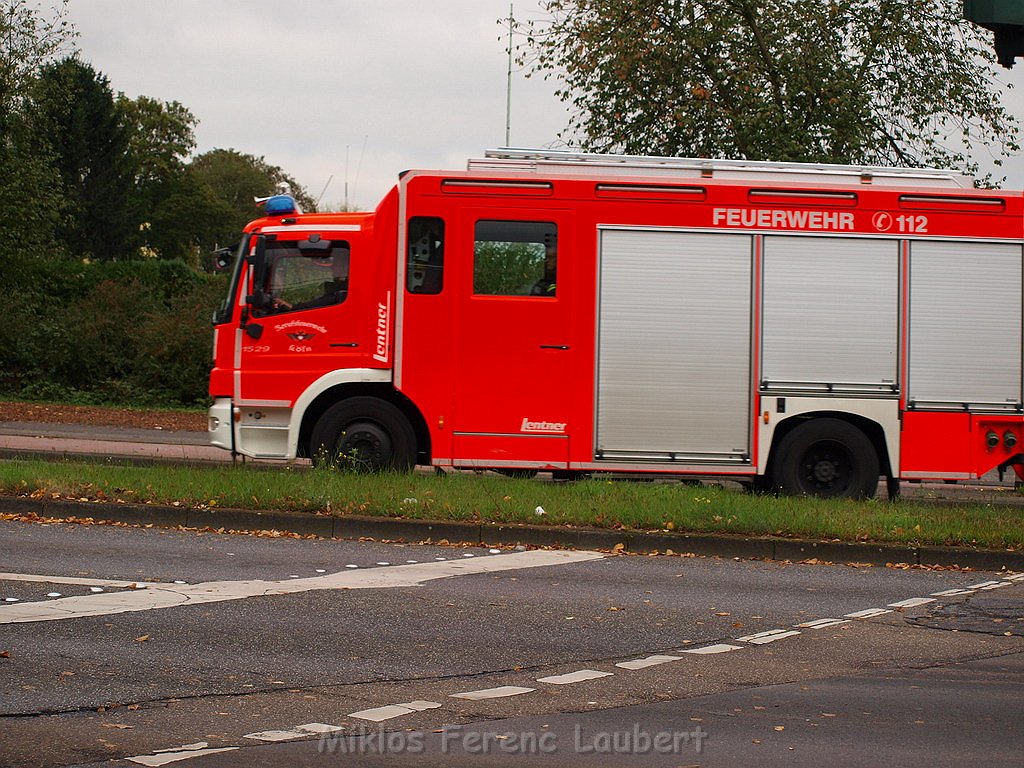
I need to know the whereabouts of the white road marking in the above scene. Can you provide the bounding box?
[244,730,307,742]
[0,572,141,588]
[126,747,238,766]
[402,700,443,712]
[965,580,1004,590]
[155,743,209,753]
[845,608,892,619]
[0,550,605,624]
[349,705,419,722]
[451,686,535,700]
[536,669,613,684]
[1006,573,1024,582]
[887,597,935,608]
[797,618,850,629]
[295,723,343,734]
[931,588,975,597]
[614,654,683,670]
[680,643,743,655]
[735,629,801,644]
[979,581,1013,591]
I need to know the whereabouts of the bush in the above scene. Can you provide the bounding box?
[1,255,226,408]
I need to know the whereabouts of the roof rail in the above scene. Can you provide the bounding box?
[469,148,975,189]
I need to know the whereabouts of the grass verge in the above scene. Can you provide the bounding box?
[0,458,1021,550]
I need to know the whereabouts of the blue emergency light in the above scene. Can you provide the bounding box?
[263,195,299,216]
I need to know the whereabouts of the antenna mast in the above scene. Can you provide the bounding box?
[505,3,513,147]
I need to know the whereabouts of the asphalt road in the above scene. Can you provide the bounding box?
[1,518,1021,767]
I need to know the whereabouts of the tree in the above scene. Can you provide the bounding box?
[189,148,316,254]
[517,0,1019,176]
[28,58,134,260]
[0,0,76,257]
[118,95,201,261]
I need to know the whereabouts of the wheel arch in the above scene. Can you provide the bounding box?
[764,410,893,481]
[297,382,430,464]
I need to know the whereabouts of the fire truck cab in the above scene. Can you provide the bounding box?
[209,149,1024,498]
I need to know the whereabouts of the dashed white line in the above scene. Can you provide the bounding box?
[887,597,935,608]
[348,700,443,722]
[615,654,683,670]
[536,669,613,685]
[295,723,343,734]
[680,643,743,655]
[965,580,1004,590]
[125,569,1021,757]
[845,608,892,619]
[797,618,851,629]
[451,685,535,700]
[735,629,801,645]
[244,730,308,742]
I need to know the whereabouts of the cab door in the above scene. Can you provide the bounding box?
[451,209,576,469]
[236,231,369,407]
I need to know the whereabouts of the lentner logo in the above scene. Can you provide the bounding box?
[521,418,567,433]
[372,292,391,363]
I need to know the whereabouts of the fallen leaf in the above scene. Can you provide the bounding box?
[135,635,150,643]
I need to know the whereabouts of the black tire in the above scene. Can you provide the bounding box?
[310,397,416,472]
[772,418,879,499]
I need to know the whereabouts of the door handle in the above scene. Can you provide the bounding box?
[330,342,359,348]
[540,344,570,350]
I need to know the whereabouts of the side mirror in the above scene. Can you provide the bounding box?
[211,247,233,272]
[244,236,271,310]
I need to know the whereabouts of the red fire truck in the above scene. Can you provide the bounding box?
[208,149,1024,499]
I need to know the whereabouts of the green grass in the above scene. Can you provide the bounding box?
[1,458,1022,550]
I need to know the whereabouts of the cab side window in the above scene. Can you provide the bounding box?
[259,239,350,314]
[407,217,445,294]
[473,220,557,296]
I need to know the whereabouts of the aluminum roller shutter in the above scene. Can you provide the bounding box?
[596,229,752,460]
[761,236,899,393]
[908,240,1022,410]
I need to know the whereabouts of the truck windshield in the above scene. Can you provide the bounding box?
[253,239,351,315]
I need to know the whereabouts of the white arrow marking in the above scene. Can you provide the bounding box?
[0,550,605,624]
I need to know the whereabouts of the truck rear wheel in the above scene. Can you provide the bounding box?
[772,418,879,499]
[310,397,416,472]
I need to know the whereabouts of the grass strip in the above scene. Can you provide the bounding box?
[0,458,1021,550]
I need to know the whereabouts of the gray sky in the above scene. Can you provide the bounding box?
[67,2,1024,209]
[67,1,569,210]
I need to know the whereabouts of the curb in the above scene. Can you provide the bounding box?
[1,495,1022,572]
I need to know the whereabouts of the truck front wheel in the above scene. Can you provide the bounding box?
[772,418,879,499]
[310,397,416,472]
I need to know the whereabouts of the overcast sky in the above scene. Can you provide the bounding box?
[67,2,1024,210]
[67,0,570,210]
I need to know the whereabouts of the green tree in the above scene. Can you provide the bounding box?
[518,0,1019,175]
[189,148,316,253]
[118,94,204,261]
[0,0,76,258]
[28,58,134,259]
